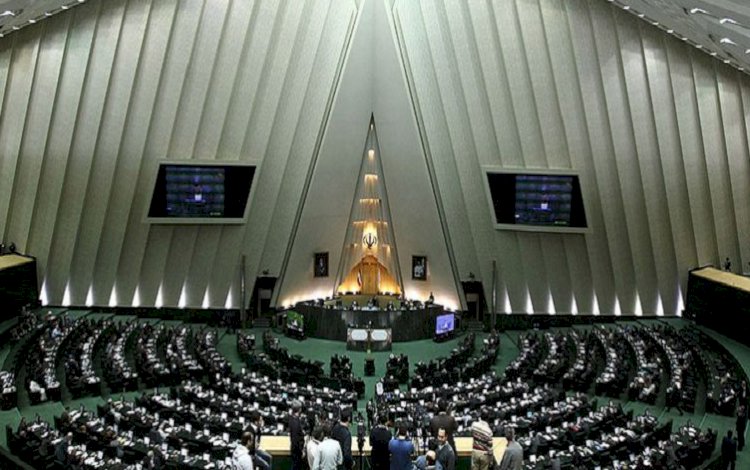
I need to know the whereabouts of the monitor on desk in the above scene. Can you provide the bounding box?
[435,313,455,335]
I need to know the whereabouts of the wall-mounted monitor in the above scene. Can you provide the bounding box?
[146,161,256,224]
[484,168,588,233]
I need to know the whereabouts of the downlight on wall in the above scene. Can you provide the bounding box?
[62,282,72,307]
[132,287,141,308]
[40,280,48,306]
[108,284,118,308]
[155,284,164,308]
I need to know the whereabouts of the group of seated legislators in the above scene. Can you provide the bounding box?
[2,313,747,469]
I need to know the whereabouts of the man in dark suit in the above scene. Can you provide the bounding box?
[55,432,73,468]
[250,410,273,470]
[737,405,747,452]
[369,414,392,470]
[435,428,455,470]
[430,400,458,452]
[498,428,523,470]
[331,409,354,470]
[289,401,306,470]
[722,430,737,470]
[141,449,164,469]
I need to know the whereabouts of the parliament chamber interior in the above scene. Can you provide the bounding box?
[2,0,750,469]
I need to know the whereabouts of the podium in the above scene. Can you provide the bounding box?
[347,327,392,351]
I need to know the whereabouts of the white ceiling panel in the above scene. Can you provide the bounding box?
[608,0,750,73]
[0,0,86,37]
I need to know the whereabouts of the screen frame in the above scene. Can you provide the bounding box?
[435,313,456,335]
[482,166,591,234]
[144,159,258,225]
[286,311,305,332]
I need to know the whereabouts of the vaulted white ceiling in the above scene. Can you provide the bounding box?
[11,0,750,75]
[0,0,86,37]
[610,0,750,73]
[2,0,750,315]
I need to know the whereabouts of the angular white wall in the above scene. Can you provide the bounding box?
[276,0,463,311]
[0,0,359,308]
[2,0,748,315]
[390,0,750,315]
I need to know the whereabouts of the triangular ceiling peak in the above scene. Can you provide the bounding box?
[274,0,462,311]
[335,116,403,296]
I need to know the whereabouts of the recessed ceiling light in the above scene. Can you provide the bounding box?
[720,38,736,45]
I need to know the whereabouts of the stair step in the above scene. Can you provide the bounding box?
[254,317,272,328]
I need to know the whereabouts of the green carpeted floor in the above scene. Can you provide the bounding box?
[1,317,748,468]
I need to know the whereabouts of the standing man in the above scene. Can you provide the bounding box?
[307,426,325,470]
[370,414,392,470]
[389,425,414,470]
[331,409,354,470]
[722,430,737,470]
[471,410,493,470]
[250,410,273,470]
[314,424,343,470]
[430,400,458,452]
[737,405,747,452]
[497,429,523,470]
[435,428,455,470]
[289,401,306,470]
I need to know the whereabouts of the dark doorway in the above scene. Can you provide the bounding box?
[461,281,487,322]
[249,276,277,320]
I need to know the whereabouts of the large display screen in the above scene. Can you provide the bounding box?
[435,313,455,335]
[148,164,255,221]
[486,172,587,229]
[286,311,304,333]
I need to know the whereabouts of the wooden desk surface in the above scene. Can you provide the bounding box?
[692,267,750,293]
[260,436,507,459]
[0,254,34,271]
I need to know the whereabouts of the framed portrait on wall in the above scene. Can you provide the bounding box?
[314,252,329,277]
[412,255,427,281]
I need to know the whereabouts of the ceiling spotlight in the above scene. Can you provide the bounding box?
[721,18,738,25]
[0,10,17,17]
[720,38,737,45]
[689,8,708,15]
